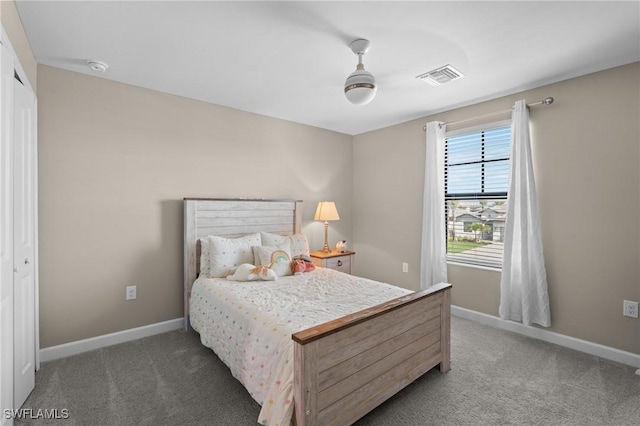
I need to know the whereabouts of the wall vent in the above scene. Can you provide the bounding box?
[416,65,464,86]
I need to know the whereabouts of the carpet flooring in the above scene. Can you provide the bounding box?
[16,316,640,425]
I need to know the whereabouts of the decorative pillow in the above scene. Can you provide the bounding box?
[260,232,310,258]
[253,243,292,277]
[206,233,262,278]
[226,264,277,282]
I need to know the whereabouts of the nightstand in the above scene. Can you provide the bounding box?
[309,250,355,275]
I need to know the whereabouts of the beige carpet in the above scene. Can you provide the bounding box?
[16,316,640,425]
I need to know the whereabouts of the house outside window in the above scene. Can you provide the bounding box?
[445,121,511,269]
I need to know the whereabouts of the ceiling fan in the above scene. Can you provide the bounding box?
[344,39,377,105]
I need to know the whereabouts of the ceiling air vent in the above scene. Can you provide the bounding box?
[416,65,464,86]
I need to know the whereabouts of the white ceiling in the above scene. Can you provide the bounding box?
[15,1,640,135]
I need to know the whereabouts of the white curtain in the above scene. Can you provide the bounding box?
[420,121,447,289]
[499,100,550,327]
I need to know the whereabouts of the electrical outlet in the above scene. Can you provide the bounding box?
[402,262,409,273]
[126,285,137,301]
[623,300,638,318]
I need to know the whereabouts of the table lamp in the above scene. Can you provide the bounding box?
[314,201,340,253]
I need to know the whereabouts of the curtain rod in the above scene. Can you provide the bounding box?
[422,97,555,131]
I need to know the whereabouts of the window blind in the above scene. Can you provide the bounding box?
[445,123,511,269]
[445,125,511,200]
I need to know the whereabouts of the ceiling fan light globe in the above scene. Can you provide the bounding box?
[344,69,377,105]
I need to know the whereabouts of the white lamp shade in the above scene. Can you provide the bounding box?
[314,201,340,221]
[344,69,377,105]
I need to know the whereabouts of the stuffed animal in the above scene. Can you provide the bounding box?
[226,263,277,281]
[290,258,316,275]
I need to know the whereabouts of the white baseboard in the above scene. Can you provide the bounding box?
[451,305,640,370]
[39,318,183,363]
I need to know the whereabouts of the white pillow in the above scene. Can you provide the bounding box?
[253,243,292,277]
[206,233,262,278]
[260,232,310,258]
[199,237,212,276]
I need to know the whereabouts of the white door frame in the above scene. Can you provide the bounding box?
[0,24,39,424]
[0,28,38,370]
[0,34,16,426]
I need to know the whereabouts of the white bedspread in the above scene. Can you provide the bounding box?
[189,267,411,426]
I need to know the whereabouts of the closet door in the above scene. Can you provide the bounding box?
[12,76,35,410]
[0,44,15,426]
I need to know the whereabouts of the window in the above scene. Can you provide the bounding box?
[445,121,511,268]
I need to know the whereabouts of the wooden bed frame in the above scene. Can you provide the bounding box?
[183,198,451,426]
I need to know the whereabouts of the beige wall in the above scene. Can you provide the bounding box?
[1,0,36,91]
[35,57,640,355]
[353,62,640,355]
[37,65,352,348]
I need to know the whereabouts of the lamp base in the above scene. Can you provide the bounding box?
[322,221,331,253]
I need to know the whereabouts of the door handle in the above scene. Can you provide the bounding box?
[24,258,31,265]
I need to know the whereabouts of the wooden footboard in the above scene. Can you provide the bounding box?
[292,282,451,426]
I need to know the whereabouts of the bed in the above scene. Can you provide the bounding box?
[183,198,451,426]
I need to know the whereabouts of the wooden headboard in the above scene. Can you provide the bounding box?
[183,198,303,329]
